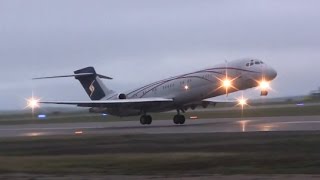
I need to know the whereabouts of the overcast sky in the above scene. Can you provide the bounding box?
[1,0,320,110]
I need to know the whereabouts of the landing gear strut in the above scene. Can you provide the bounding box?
[173,109,186,125]
[140,115,152,125]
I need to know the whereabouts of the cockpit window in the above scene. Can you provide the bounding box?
[247,60,264,67]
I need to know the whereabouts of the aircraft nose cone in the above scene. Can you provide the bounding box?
[266,67,277,81]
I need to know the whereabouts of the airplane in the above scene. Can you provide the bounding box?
[32,58,277,125]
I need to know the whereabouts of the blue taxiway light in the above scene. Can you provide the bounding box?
[38,114,47,119]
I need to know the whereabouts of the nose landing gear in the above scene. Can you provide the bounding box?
[261,90,268,96]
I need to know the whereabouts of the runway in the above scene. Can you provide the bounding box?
[1,116,320,137]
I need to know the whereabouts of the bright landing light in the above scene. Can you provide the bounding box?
[26,98,40,109]
[25,96,40,115]
[259,80,270,90]
[223,79,232,89]
[236,96,248,109]
[215,75,239,96]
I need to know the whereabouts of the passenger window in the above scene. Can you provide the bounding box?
[250,62,254,66]
[255,61,260,64]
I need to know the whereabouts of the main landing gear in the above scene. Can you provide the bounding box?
[139,109,186,125]
[173,114,185,124]
[173,109,185,125]
[140,115,152,125]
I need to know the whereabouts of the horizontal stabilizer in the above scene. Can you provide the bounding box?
[33,73,113,80]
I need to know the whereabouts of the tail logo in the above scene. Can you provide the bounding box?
[89,80,96,97]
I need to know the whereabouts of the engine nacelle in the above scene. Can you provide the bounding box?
[118,93,127,99]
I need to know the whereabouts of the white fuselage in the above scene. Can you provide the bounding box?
[103,58,277,116]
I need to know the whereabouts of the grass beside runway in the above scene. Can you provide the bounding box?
[1,132,320,175]
[0,104,320,125]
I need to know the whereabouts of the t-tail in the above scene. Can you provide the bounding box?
[33,67,115,100]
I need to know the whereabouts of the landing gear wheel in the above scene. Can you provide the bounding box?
[173,115,186,125]
[174,115,180,124]
[261,90,268,96]
[179,115,185,124]
[140,115,147,125]
[140,115,152,125]
[146,115,152,125]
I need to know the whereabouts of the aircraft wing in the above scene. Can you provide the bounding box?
[193,98,238,108]
[40,98,174,109]
[202,98,237,103]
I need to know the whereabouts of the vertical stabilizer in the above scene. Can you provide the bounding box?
[74,67,114,100]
